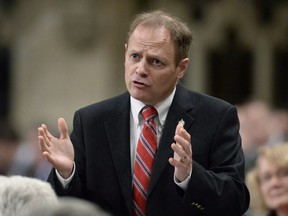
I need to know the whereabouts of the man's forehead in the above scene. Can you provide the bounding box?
[128,26,172,49]
[132,25,170,39]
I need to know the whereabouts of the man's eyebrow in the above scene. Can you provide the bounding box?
[129,49,140,53]
[128,49,167,61]
[148,54,167,62]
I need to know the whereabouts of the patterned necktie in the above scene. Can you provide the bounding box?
[132,106,158,216]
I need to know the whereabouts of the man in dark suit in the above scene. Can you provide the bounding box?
[38,10,250,216]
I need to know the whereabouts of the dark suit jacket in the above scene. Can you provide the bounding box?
[48,84,250,216]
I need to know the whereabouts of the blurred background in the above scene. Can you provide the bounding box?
[0,0,288,178]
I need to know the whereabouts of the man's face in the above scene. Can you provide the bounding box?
[124,25,188,106]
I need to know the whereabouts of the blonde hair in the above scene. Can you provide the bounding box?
[247,143,288,215]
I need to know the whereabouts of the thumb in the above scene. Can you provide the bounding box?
[58,117,69,139]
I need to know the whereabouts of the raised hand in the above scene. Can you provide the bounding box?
[168,121,192,182]
[38,118,74,179]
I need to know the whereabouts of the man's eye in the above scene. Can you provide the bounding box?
[152,59,163,66]
[131,54,139,60]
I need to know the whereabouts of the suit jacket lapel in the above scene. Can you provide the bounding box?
[102,85,195,209]
[148,84,195,196]
[104,93,133,213]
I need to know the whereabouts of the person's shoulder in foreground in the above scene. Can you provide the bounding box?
[0,175,58,216]
[30,197,111,216]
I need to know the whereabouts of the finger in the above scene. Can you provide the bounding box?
[169,155,190,168]
[41,124,55,146]
[40,124,50,139]
[39,135,51,155]
[179,127,191,144]
[171,142,186,160]
[176,128,192,157]
[44,125,55,140]
[174,134,190,154]
[42,151,53,165]
[38,126,44,137]
[174,123,189,155]
[175,122,183,136]
[58,118,69,139]
[169,157,183,167]
[38,126,50,146]
[39,136,47,151]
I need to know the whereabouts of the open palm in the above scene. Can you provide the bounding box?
[38,118,74,179]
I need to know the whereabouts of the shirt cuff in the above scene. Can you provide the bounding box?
[174,170,192,191]
[55,162,75,190]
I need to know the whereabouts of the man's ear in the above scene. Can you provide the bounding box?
[125,44,127,51]
[176,58,189,79]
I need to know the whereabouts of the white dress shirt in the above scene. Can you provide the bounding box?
[129,88,174,172]
[57,87,191,190]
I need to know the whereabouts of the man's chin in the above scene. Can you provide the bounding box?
[131,94,146,102]
[129,88,145,99]
[130,93,152,105]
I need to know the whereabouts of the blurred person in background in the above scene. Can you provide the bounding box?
[266,108,288,146]
[0,120,51,179]
[0,120,20,175]
[246,143,288,216]
[8,125,52,180]
[237,100,271,172]
[237,100,288,172]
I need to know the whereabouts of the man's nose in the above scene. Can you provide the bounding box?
[135,59,148,76]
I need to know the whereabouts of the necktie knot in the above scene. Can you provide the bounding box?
[141,106,158,122]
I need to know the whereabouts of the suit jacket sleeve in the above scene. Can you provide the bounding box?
[183,104,249,215]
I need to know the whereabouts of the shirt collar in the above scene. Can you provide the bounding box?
[130,88,176,127]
